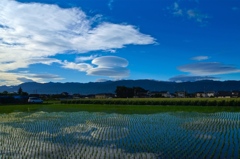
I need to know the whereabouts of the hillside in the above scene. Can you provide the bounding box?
[0,80,240,94]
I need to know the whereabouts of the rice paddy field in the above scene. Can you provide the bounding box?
[0,102,240,158]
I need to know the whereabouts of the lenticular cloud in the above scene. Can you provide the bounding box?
[88,56,129,78]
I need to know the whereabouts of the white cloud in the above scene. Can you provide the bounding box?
[169,75,219,82]
[62,56,129,78]
[0,72,24,86]
[95,79,110,82]
[0,57,61,71]
[0,71,62,86]
[191,56,209,61]
[187,9,209,23]
[17,77,35,83]
[88,56,129,78]
[168,2,209,24]
[62,61,93,72]
[0,0,155,85]
[172,61,240,82]
[108,0,114,10]
[91,56,128,67]
[75,55,98,62]
[88,67,129,78]
[31,74,62,79]
[75,22,155,52]
[172,2,183,16]
[178,62,240,75]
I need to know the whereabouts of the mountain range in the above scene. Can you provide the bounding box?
[1,80,240,95]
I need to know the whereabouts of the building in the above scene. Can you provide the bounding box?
[175,91,187,98]
[95,93,114,99]
[231,91,240,98]
[196,92,206,98]
[148,91,173,98]
[196,91,215,98]
[206,91,215,98]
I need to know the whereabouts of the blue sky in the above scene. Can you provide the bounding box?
[0,0,240,85]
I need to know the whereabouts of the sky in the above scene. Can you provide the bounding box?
[0,0,240,86]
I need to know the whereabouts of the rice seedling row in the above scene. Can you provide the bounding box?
[0,111,239,158]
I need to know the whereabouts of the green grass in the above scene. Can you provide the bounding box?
[61,98,240,106]
[1,102,240,114]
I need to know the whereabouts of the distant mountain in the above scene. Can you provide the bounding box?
[0,80,240,94]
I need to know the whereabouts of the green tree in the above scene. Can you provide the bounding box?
[2,91,8,95]
[22,92,28,96]
[133,87,147,96]
[115,86,134,98]
[18,87,23,95]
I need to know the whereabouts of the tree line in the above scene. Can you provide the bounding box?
[0,87,29,104]
[0,87,28,96]
[115,86,148,98]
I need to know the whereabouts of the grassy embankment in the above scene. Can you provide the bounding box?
[1,98,240,114]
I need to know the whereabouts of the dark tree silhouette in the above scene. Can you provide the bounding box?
[18,87,23,95]
[2,91,8,95]
[115,86,134,98]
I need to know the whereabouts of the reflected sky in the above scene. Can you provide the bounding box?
[0,111,239,158]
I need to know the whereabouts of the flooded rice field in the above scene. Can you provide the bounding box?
[0,111,239,158]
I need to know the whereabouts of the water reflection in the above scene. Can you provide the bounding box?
[0,111,239,158]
